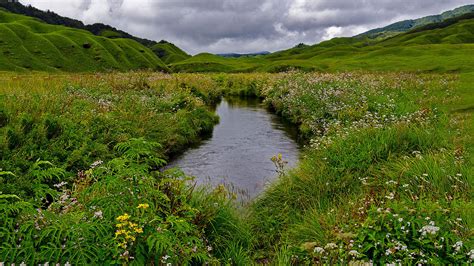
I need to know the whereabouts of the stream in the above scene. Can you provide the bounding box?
[167,97,301,199]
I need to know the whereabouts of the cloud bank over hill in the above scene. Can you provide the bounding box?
[21,0,474,54]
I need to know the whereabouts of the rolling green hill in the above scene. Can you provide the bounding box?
[359,4,474,40]
[150,40,191,64]
[170,53,266,72]
[0,1,190,63]
[171,13,474,73]
[0,9,169,72]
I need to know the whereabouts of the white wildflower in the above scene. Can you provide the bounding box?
[419,225,440,236]
[90,160,103,169]
[324,243,338,250]
[385,193,395,200]
[93,210,103,219]
[53,181,67,188]
[468,249,474,260]
[348,250,359,257]
[313,247,325,254]
[453,241,463,252]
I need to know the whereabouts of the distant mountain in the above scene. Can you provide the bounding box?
[217,51,270,58]
[0,9,169,72]
[0,1,190,63]
[358,4,474,39]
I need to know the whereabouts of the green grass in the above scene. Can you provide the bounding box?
[0,9,169,72]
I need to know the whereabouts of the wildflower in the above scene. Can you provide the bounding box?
[385,249,394,255]
[313,247,325,254]
[419,224,440,236]
[117,213,131,222]
[453,241,463,252]
[385,193,395,200]
[348,250,359,257]
[93,210,103,219]
[325,243,338,250]
[53,181,68,188]
[134,227,143,234]
[90,160,103,169]
[468,249,474,260]
[137,203,149,209]
[207,245,213,252]
[115,230,126,237]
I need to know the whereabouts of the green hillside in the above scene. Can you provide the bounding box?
[171,15,474,73]
[150,40,191,64]
[170,53,265,72]
[0,8,169,72]
[358,4,474,39]
[0,1,190,62]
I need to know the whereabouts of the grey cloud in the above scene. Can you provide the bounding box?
[21,0,474,54]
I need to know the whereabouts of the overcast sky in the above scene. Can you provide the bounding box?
[20,0,474,54]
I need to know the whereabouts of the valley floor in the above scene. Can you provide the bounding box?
[0,71,472,264]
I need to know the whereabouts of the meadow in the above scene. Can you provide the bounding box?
[0,71,472,264]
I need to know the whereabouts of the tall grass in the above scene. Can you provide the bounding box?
[0,71,472,264]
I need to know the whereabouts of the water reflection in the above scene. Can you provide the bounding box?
[167,97,301,199]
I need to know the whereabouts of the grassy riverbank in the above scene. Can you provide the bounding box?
[1,71,472,264]
[231,72,473,264]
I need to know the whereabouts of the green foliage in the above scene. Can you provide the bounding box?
[0,137,248,264]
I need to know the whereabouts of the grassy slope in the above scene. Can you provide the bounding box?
[358,4,474,39]
[260,18,474,72]
[150,41,191,64]
[170,53,266,73]
[0,9,169,72]
[171,17,474,73]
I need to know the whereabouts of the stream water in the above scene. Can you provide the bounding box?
[168,97,301,199]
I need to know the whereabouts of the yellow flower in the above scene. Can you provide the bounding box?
[115,229,126,237]
[125,235,136,241]
[116,213,130,222]
[135,227,144,234]
[128,222,138,228]
[116,223,126,228]
[137,203,149,209]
